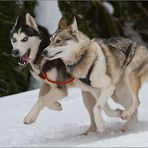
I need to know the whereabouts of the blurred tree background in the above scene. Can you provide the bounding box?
[0,1,148,97]
[0,1,36,97]
[59,1,148,47]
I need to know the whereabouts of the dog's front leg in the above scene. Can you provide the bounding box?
[93,86,115,133]
[39,82,64,111]
[24,83,66,124]
[24,98,45,124]
[23,82,49,124]
[82,91,97,134]
[74,79,121,133]
[42,86,67,109]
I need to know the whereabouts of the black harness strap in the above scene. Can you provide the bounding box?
[79,61,95,86]
[67,50,96,86]
[121,43,136,69]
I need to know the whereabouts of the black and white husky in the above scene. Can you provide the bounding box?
[10,14,130,134]
[10,13,70,124]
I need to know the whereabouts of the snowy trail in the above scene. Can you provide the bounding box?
[0,84,148,147]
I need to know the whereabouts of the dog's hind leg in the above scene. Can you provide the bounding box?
[103,102,123,118]
[121,70,140,120]
[121,109,138,132]
[113,81,138,132]
[24,82,67,124]
[113,91,138,132]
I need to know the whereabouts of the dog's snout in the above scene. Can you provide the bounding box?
[12,49,20,57]
[42,49,48,56]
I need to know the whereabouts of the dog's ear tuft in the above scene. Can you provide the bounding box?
[26,13,38,31]
[58,16,68,29]
[70,17,78,36]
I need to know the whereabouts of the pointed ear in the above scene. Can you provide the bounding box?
[58,16,68,29]
[26,13,38,31]
[70,17,78,36]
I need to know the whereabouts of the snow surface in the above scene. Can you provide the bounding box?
[0,84,148,147]
[101,2,114,15]
[35,0,61,34]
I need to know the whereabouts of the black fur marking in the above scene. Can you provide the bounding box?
[79,62,95,86]
[41,59,65,73]
[49,51,62,59]
[103,37,135,70]
[33,25,51,65]
[38,73,45,79]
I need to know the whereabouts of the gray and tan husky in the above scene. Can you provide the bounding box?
[10,14,123,134]
[43,16,148,133]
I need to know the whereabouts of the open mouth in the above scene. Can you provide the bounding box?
[18,49,31,66]
[48,51,62,59]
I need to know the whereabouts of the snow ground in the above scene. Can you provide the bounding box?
[0,84,148,147]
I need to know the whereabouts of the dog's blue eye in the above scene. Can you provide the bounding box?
[12,37,17,43]
[22,36,29,42]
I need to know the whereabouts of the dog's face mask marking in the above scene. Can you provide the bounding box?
[10,14,40,65]
[11,30,31,58]
[43,17,79,61]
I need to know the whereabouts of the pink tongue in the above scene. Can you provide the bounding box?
[21,55,30,61]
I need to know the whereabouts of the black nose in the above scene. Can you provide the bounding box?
[12,49,20,57]
[42,50,48,56]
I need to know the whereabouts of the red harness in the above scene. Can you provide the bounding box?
[41,72,75,85]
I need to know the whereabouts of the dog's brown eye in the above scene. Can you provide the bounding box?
[12,37,17,43]
[22,36,29,42]
[56,39,62,44]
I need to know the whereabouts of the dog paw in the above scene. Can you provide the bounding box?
[46,101,62,111]
[120,110,131,120]
[54,102,62,111]
[120,126,128,133]
[82,126,97,135]
[115,108,123,117]
[120,123,130,133]
[97,124,107,133]
[23,114,36,125]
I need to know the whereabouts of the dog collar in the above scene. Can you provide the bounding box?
[39,72,75,85]
[67,51,86,73]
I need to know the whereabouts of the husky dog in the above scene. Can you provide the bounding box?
[10,14,121,133]
[43,16,148,133]
[10,13,68,124]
